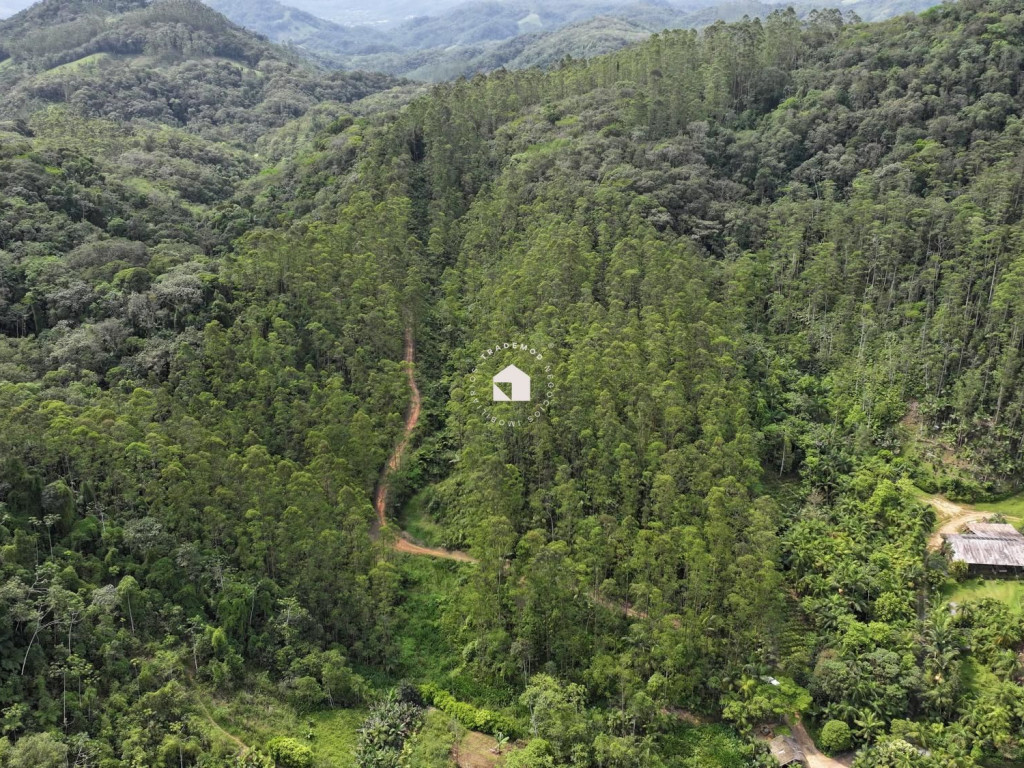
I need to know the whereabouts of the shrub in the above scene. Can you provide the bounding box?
[355,689,424,768]
[266,737,314,768]
[282,676,324,713]
[949,558,969,581]
[819,720,852,754]
[419,684,520,738]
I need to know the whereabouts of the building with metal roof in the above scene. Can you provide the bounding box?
[944,520,1024,577]
[768,735,806,766]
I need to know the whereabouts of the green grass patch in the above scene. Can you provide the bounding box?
[42,53,109,75]
[193,683,366,768]
[980,491,1024,520]
[940,577,1024,611]
[658,722,749,767]
[308,708,366,767]
[398,489,446,548]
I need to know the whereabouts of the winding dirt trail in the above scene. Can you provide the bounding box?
[374,327,476,564]
[923,495,990,550]
[373,334,845,763]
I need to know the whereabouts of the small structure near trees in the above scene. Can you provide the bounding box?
[943,521,1024,578]
[768,735,806,766]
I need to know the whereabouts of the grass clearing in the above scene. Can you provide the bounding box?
[193,684,366,768]
[42,53,109,76]
[982,491,1024,521]
[308,708,365,767]
[940,577,1024,611]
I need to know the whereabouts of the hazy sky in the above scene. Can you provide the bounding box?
[0,0,33,18]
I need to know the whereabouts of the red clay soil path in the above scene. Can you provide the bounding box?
[374,327,476,564]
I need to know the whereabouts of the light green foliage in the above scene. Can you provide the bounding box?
[420,684,519,737]
[355,688,424,768]
[504,739,556,768]
[266,737,314,768]
[721,677,811,733]
[401,708,457,767]
[819,720,853,754]
[7,732,67,768]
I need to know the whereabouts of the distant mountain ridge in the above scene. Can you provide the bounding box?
[193,0,945,80]
[1,0,948,81]
[204,0,393,55]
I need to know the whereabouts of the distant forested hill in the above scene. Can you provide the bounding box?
[204,0,393,55]
[3,0,1024,767]
[199,0,944,80]
[0,0,401,142]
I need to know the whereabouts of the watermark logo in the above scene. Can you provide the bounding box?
[467,340,557,429]
[493,364,530,401]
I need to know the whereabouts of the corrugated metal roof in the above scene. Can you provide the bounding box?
[768,736,805,765]
[946,535,1024,567]
[963,522,1024,541]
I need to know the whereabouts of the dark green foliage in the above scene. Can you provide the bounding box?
[3,1,1024,766]
[0,1,400,145]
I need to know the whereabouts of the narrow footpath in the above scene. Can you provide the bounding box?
[374,329,844,764]
[373,327,476,563]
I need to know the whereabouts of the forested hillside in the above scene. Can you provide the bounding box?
[194,0,943,81]
[2,0,1024,767]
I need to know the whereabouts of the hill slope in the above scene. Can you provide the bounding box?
[3,1,1024,767]
[196,0,945,80]
[204,0,393,55]
[0,0,400,143]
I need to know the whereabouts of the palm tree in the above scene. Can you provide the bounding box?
[854,708,885,744]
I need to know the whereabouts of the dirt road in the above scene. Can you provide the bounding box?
[789,718,853,768]
[374,327,477,564]
[923,495,990,550]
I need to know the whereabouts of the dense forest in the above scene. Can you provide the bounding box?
[2,0,1024,767]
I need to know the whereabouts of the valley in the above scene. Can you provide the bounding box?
[1,0,1024,767]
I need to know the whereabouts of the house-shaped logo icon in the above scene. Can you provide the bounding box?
[493,364,531,402]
